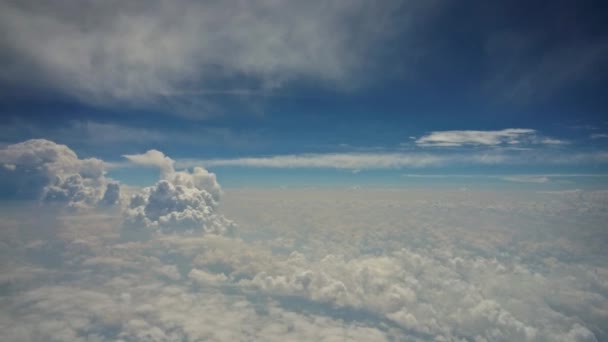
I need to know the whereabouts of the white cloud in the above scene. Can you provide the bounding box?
[123,177,234,235]
[178,150,608,170]
[124,149,175,178]
[402,173,608,182]
[541,137,568,145]
[501,175,550,183]
[2,187,608,340]
[0,0,406,107]
[193,152,446,169]
[415,128,537,147]
[414,129,571,148]
[0,139,119,208]
[122,150,233,235]
[591,134,608,139]
[220,188,608,340]
[1,141,608,341]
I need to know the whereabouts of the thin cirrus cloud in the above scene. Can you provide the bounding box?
[402,174,608,184]
[414,128,566,147]
[176,150,608,170]
[500,175,550,183]
[187,153,447,170]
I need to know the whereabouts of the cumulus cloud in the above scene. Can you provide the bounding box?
[0,0,406,107]
[124,149,175,178]
[100,181,121,206]
[123,150,233,235]
[0,139,119,208]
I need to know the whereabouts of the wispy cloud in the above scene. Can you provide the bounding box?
[540,138,568,145]
[415,129,535,147]
[591,133,608,139]
[500,175,550,183]
[173,150,608,170]
[403,173,608,178]
[415,129,567,147]
[189,153,446,170]
[402,173,608,184]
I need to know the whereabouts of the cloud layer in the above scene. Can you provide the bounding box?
[0,0,404,107]
[1,139,606,341]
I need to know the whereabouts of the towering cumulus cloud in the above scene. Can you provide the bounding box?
[0,139,232,234]
[123,150,234,235]
[0,139,119,208]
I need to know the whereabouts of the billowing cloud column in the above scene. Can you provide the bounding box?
[123,150,234,235]
[0,139,119,208]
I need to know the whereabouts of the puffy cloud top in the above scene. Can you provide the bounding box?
[0,139,118,208]
[0,140,231,233]
[124,149,175,178]
[123,150,233,235]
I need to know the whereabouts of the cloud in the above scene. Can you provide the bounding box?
[123,150,233,235]
[591,134,608,139]
[0,139,119,208]
[0,0,406,107]
[540,138,568,145]
[402,173,608,182]
[177,149,608,170]
[1,140,607,340]
[123,178,234,235]
[415,128,537,147]
[124,149,175,178]
[195,152,445,169]
[100,181,121,206]
[2,184,608,340]
[501,175,550,184]
[0,140,230,233]
[221,188,608,340]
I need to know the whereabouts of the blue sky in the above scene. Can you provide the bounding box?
[1,0,607,189]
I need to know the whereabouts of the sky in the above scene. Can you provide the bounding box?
[1,1,608,341]
[1,0,607,189]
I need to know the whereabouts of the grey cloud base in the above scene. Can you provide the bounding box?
[1,140,607,341]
